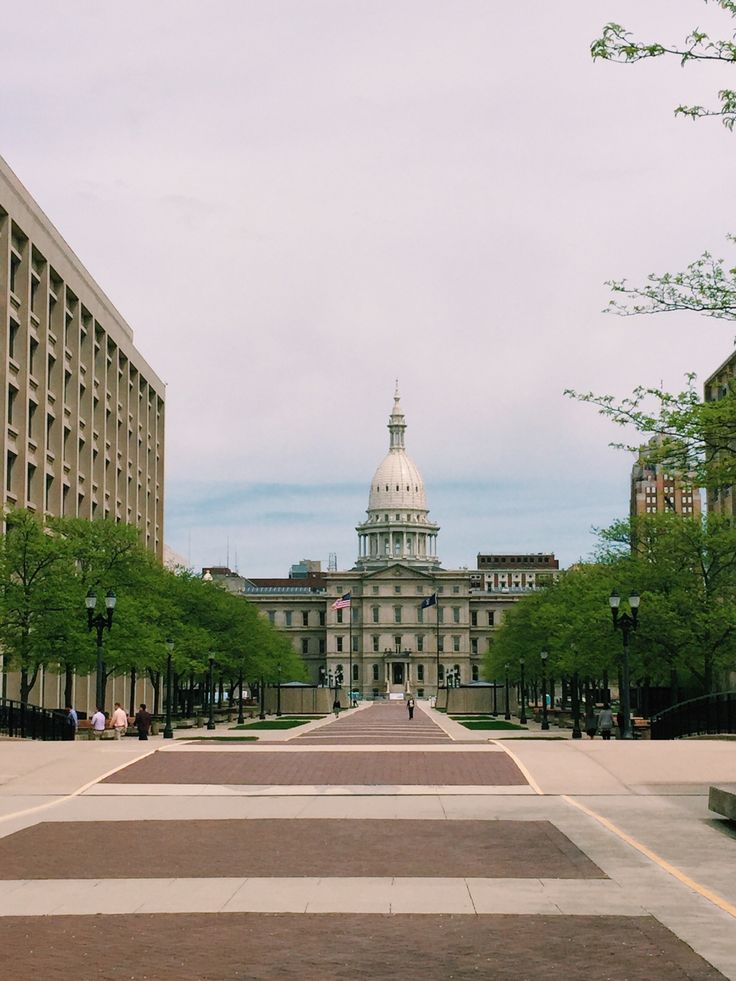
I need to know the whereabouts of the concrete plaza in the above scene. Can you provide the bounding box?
[0,700,734,979]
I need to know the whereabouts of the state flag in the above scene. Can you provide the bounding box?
[420,593,437,609]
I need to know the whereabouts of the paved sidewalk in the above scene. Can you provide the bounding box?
[0,703,734,978]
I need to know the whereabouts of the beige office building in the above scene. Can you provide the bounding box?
[0,156,164,554]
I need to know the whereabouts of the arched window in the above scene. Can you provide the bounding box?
[372,664,379,681]
[352,663,359,681]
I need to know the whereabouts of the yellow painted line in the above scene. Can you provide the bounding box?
[0,748,158,830]
[562,794,736,920]
[491,740,544,795]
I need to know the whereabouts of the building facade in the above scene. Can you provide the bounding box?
[0,156,165,555]
[473,553,559,592]
[210,389,546,697]
[629,437,701,520]
[704,350,736,518]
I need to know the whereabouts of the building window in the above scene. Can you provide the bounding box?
[285,611,292,627]
[471,611,478,627]
[453,607,460,623]
[471,639,478,655]
[352,635,358,653]
[488,611,495,626]
[8,319,20,361]
[302,611,309,627]
[417,605,424,623]
[452,585,460,594]
[352,663,359,681]
[372,606,379,623]
[438,664,445,681]
[472,665,479,682]
[337,609,343,624]
[372,664,379,681]
[394,585,401,594]
[267,611,275,624]
[319,611,325,626]
[437,607,444,624]
[7,386,17,427]
[336,636,344,653]
[6,451,16,493]
[394,606,401,624]
[28,401,37,440]
[453,635,460,652]
[417,635,424,652]
[372,635,379,652]
[438,637,444,653]
[417,664,424,681]
[301,638,309,655]
[319,639,325,655]
[372,586,379,594]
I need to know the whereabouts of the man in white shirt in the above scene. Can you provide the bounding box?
[111,702,128,740]
[90,707,107,739]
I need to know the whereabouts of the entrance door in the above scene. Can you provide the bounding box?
[392,663,405,685]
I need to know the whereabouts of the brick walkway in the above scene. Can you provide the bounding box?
[295,701,450,744]
[0,819,603,879]
[0,913,722,980]
[104,750,527,786]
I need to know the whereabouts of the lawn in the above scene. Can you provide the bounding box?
[230,718,322,730]
[451,717,528,731]
[184,736,259,742]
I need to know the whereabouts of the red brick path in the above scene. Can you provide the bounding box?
[104,750,527,786]
[295,701,450,744]
[0,819,602,879]
[0,913,722,980]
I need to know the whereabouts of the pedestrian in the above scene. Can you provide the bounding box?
[332,697,341,719]
[65,704,78,741]
[597,703,614,740]
[134,703,153,740]
[407,696,415,720]
[616,709,625,740]
[585,705,597,739]
[111,702,128,740]
[90,706,106,739]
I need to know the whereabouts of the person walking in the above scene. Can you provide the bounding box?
[90,706,106,739]
[332,697,341,719]
[407,697,415,720]
[111,702,128,740]
[134,703,153,740]
[65,705,78,741]
[585,705,597,739]
[597,703,614,740]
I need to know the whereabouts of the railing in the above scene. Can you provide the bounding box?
[0,699,68,741]
[650,691,736,740]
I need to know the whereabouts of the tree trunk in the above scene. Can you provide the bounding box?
[129,667,137,718]
[64,665,74,708]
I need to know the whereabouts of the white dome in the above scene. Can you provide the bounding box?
[368,452,427,511]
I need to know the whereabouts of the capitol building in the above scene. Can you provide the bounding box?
[207,389,556,697]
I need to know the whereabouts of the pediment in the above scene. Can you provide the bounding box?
[362,563,435,582]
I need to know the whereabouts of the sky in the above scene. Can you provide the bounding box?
[2,1,735,575]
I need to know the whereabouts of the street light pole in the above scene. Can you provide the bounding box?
[540,650,549,731]
[163,640,174,739]
[610,590,639,740]
[259,676,266,720]
[571,670,582,739]
[207,655,216,730]
[276,663,282,717]
[85,588,116,712]
[519,658,527,724]
[237,669,245,725]
[504,663,511,720]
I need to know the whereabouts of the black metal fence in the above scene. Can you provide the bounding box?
[0,699,68,741]
[650,691,736,740]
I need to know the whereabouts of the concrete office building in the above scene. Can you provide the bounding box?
[0,156,165,554]
[208,389,540,697]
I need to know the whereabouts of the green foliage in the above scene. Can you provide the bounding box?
[592,5,736,129]
[0,510,306,702]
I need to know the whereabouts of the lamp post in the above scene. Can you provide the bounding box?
[540,650,549,731]
[610,590,639,740]
[259,675,266,720]
[276,662,282,717]
[571,669,582,739]
[504,663,511,720]
[237,669,245,725]
[85,588,116,712]
[492,678,498,717]
[518,658,527,724]
[163,639,174,739]
[207,656,216,730]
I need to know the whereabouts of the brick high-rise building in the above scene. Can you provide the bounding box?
[630,437,700,519]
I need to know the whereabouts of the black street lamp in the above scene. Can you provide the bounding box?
[571,669,582,739]
[163,639,174,739]
[540,650,549,731]
[492,678,498,717]
[610,590,640,740]
[237,669,245,725]
[85,588,116,712]
[207,655,216,730]
[518,658,527,724]
[276,662,282,717]
[504,663,511,720]
[259,676,266,720]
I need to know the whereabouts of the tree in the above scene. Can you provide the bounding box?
[592,2,736,129]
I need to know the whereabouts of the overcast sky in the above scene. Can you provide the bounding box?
[3,1,735,574]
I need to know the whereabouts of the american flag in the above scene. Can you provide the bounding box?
[331,592,352,610]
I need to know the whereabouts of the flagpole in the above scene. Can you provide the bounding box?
[436,591,441,697]
[348,599,352,707]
